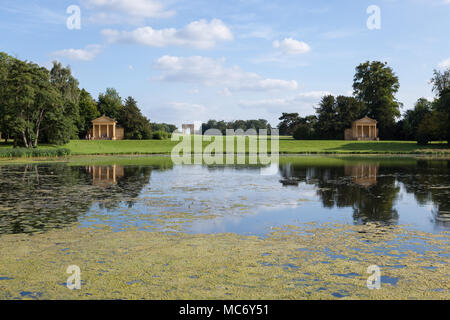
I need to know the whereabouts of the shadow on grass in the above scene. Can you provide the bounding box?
[324,142,449,153]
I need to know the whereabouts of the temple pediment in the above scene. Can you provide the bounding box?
[353,116,377,123]
[92,115,117,123]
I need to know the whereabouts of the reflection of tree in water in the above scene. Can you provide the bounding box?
[280,159,450,226]
[279,162,400,225]
[393,160,450,227]
[0,163,171,235]
[0,164,94,234]
[87,165,153,209]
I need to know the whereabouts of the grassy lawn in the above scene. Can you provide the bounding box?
[278,138,449,154]
[0,137,449,155]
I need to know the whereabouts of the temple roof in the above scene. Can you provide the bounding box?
[353,116,377,123]
[92,115,117,123]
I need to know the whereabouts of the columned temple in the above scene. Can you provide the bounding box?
[345,116,379,141]
[89,115,124,140]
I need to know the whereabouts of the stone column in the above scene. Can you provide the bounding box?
[113,123,116,140]
[107,124,110,139]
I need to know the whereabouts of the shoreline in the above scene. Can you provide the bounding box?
[1,152,449,164]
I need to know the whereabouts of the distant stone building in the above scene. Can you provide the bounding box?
[182,124,195,135]
[88,115,124,140]
[345,116,379,141]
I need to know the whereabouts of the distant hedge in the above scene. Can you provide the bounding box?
[0,148,71,158]
[152,130,171,140]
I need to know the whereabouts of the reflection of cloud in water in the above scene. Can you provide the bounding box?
[1,158,448,236]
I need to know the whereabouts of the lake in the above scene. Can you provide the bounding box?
[0,156,448,235]
[0,156,449,299]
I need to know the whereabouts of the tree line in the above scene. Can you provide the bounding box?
[201,119,271,135]
[278,61,449,144]
[0,52,175,147]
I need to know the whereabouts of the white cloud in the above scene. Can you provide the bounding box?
[168,102,207,112]
[438,58,450,69]
[152,102,208,126]
[272,38,311,54]
[153,55,298,91]
[239,91,331,114]
[219,88,233,96]
[102,19,233,49]
[52,44,102,61]
[81,0,174,20]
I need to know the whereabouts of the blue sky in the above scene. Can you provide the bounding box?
[1,0,449,127]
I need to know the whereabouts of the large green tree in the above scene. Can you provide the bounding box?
[334,96,366,135]
[41,61,81,144]
[118,96,152,140]
[315,95,336,139]
[78,89,100,138]
[4,59,62,148]
[292,115,317,140]
[353,61,401,138]
[430,68,450,95]
[314,95,365,139]
[430,69,450,143]
[98,88,123,120]
[402,98,432,141]
[277,113,302,136]
[417,69,450,144]
[0,52,15,142]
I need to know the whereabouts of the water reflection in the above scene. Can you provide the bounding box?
[88,165,153,209]
[0,164,158,234]
[0,157,449,235]
[344,163,378,186]
[278,160,449,228]
[87,165,125,187]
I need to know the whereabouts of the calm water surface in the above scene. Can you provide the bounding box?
[0,156,448,236]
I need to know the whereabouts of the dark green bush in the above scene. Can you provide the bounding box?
[416,134,429,145]
[152,130,170,140]
[293,124,315,140]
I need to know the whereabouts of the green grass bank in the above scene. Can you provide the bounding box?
[0,137,449,158]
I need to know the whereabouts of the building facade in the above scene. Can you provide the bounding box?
[344,116,379,141]
[88,115,124,140]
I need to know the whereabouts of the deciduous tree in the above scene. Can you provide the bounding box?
[353,61,401,138]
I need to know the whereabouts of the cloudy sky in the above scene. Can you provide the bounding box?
[1,0,449,127]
